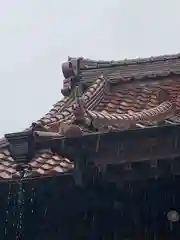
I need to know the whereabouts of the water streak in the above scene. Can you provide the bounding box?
[30,187,35,214]
[16,177,25,240]
[4,183,12,237]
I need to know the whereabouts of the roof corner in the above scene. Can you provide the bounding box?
[61,57,82,97]
[5,130,35,165]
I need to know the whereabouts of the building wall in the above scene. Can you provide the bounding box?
[0,174,180,239]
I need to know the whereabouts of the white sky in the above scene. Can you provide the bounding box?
[0,0,180,136]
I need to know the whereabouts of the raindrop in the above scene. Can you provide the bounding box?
[90,214,96,238]
[95,135,100,152]
[44,207,47,217]
[153,233,157,240]
[15,174,25,240]
[30,187,36,215]
[83,213,86,222]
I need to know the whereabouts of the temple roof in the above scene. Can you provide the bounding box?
[1,52,180,180]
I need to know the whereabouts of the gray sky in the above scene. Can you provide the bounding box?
[0,0,180,136]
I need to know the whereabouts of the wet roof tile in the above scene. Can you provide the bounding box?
[0,148,73,180]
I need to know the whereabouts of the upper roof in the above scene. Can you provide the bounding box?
[1,52,180,180]
[63,53,180,85]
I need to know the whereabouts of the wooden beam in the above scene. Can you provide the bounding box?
[35,123,180,164]
[104,158,180,183]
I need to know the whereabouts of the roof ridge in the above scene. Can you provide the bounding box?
[34,94,74,127]
[70,52,180,71]
[61,52,180,97]
[32,77,105,129]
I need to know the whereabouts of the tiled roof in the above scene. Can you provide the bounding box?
[1,53,180,180]
[78,53,180,83]
[0,76,104,180]
[0,147,73,179]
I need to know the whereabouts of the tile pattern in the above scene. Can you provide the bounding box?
[88,101,173,128]
[37,77,104,126]
[0,148,73,179]
[2,54,180,179]
[78,53,180,84]
[94,78,180,124]
[72,78,180,131]
[0,77,104,179]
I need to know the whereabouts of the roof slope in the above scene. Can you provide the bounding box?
[76,53,180,84]
[1,52,180,180]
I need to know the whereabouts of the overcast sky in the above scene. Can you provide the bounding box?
[0,0,180,136]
